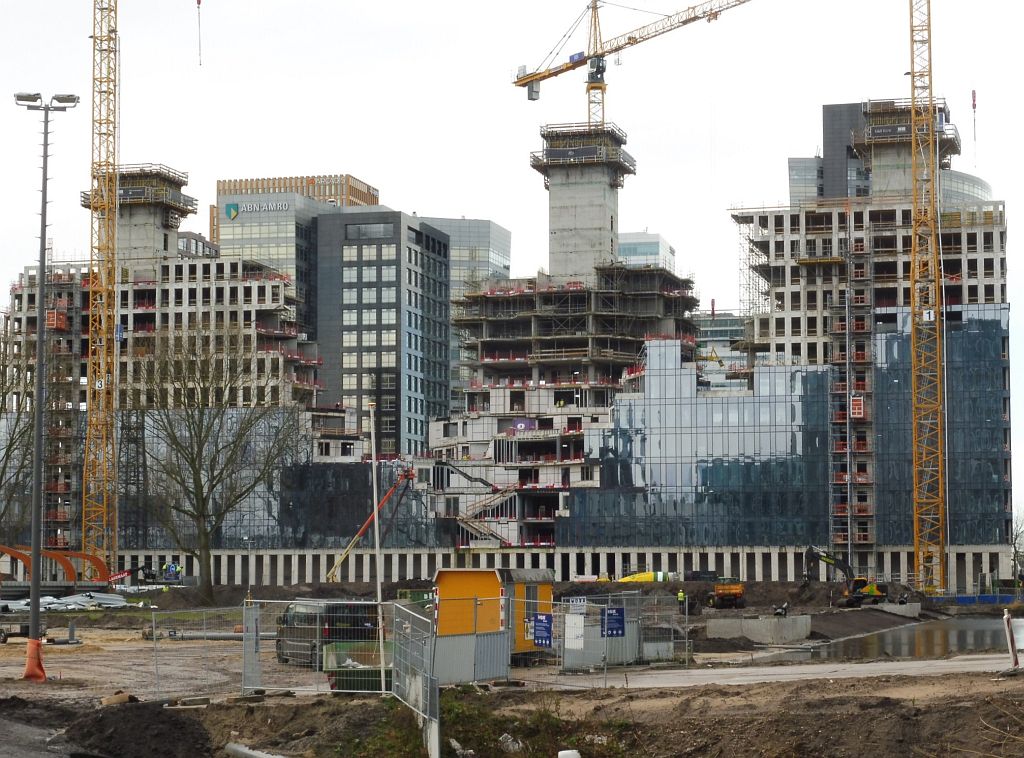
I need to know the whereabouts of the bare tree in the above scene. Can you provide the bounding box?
[1010,511,1024,592]
[0,312,33,546]
[141,327,303,604]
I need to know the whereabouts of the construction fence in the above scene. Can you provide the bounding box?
[146,591,690,703]
[149,606,247,699]
[541,592,688,673]
[432,591,689,677]
[240,598,392,695]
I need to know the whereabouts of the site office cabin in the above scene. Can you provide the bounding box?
[433,567,554,654]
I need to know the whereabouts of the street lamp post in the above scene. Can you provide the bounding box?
[368,401,386,693]
[14,92,78,681]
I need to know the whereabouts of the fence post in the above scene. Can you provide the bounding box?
[472,597,479,682]
[202,609,209,691]
[151,609,160,698]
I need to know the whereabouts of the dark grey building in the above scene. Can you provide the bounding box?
[317,208,450,456]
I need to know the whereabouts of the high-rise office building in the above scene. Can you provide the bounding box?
[316,208,451,456]
[214,192,324,336]
[210,173,378,245]
[618,232,676,272]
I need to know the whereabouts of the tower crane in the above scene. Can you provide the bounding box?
[82,0,120,577]
[907,0,947,592]
[513,0,752,125]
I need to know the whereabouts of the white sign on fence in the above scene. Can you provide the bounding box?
[565,613,585,650]
[566,596,588,614]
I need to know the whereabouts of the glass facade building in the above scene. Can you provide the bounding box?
[559,340,831,548]
[618,232,676,272]
[216,192,324,333]
[420,218,512,411]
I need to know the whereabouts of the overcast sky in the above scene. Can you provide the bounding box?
[3,1,1021,509]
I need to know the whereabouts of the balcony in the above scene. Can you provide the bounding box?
[255,323,298,338]
[833,472,873,485]
[833,440,873,454]
[831,351,870,364]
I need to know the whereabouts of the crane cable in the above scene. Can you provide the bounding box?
[533,4,592,74]
[197,0,203,66]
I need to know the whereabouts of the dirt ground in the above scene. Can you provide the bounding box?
[2,672,1024,757]
[0,580,1021,756]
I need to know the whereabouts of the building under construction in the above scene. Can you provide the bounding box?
[732,99,1009,587]
[410,101,1009,589]
[6,164,325,559]
[425,263,698,549]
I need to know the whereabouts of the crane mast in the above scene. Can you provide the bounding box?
[908,0,947,592]
[83,0,119,576]
[514,0,752,125]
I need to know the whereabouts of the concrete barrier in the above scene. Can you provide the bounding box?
[706,615,811,644]
[874,602,921,618]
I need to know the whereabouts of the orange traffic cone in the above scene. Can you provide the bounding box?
[22,638,46,682]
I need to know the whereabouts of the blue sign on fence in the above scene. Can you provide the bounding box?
[533,613,552,648]
[601,607,625,638]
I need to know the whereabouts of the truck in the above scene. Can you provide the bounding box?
[706,577,745,609]
[804,546,888,607]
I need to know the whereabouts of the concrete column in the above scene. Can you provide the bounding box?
[754,551,763,582]
[660,551,669,574]
[288,554,297,586]
[598,552,607,578]
[629,551,639,576]
[769,550,779,582]
[882,551,891,582]
[391,552,400,582]
[786,550,795,582]
[644,551,654,573]
[420,552,429,581]
[259,554,270,587]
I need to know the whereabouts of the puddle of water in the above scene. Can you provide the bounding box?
[763,617,1020,662]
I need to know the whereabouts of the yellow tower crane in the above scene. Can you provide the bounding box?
[907,0,947,592]
[82,0,120,576]
[514,0,752,125]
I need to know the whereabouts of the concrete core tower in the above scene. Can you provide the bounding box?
[531,122,636,283]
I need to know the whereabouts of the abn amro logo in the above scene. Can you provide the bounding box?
[225,203,239,220]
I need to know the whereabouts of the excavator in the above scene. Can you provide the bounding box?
[804,546,888,608]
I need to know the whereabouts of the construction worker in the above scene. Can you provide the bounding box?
[677,588,687,613]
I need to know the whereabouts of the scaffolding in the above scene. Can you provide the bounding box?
[42,272,84,555]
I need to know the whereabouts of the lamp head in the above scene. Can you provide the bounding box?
[51,94,79,106]
[14,92,42,106]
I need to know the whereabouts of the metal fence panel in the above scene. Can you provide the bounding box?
[433,636,476,685]
[242,598,391,694]
[432,596,511,685]
[474,630,510,681]
[392,603,440,758]
[151,606,245,699]
[392,604,433,718]
[543,592,686,674]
